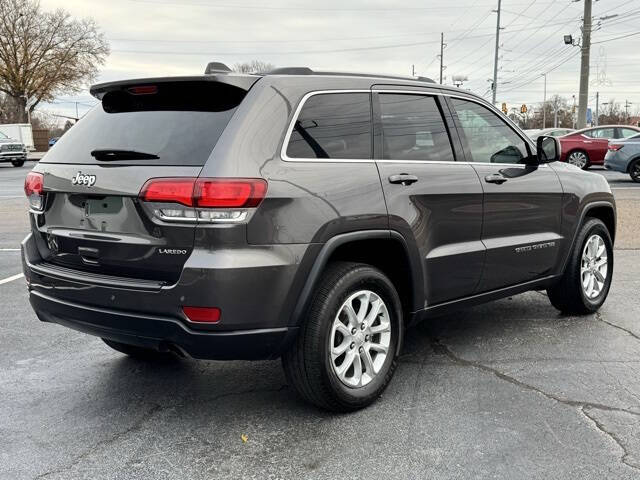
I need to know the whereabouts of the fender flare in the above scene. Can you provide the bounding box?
[560,200,616,274]
[290,230,424,326]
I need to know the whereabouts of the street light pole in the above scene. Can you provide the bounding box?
[577,0,592,129]
[542,73,547,129]
[439,33,445,84]
[595,91,599,127]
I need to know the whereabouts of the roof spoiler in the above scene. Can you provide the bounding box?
[90,75,259,100]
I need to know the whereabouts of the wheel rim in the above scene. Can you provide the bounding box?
[330,290,392,388]
[568,152,587,168]
[631,162,640,180]
[581,234,608,299]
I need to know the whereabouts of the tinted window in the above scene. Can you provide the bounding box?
[42,81,245,166]
[379,94,453,161]
[620,128,639,138]
[286,93,372,159]
[452,98,530,164]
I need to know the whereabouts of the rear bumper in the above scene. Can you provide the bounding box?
[29,290,297,360]
[604,155,629,173]
[22,231,314,360]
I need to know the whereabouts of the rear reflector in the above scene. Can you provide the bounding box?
[139,178,267,208]
[608,144,624,151]
[182,306,221,323]
[24,171,44,210]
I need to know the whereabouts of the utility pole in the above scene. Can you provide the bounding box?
[492,0,502,105]
[542,73,547,129]
[572,95,577,129]
[577,0,592,129]
[625,100,632,122]
[439,33,444,84]
[595,91,599,126]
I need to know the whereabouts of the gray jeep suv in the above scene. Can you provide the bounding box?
[22,64,615,411]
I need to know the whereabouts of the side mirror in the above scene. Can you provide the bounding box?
[536,135,561,164]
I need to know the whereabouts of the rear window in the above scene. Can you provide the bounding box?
[286,92,372,159]
[42,81,246,166]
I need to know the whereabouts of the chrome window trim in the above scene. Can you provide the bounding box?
[280,89,374,164]
[280,88,547,168]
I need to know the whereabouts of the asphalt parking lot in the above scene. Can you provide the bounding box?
[1,161,639,479]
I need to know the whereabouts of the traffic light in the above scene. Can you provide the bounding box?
[502,103,508,114]
[521,104,528,114]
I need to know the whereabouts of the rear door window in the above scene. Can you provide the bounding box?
[590,128,615,139]
[378,93,454,161]
[286,93,372,159]
[42,81,246,166]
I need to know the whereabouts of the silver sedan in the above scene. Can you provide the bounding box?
[605,133,640,182]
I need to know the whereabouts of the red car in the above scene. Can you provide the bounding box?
[559,125,640,169]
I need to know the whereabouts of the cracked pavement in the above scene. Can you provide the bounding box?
[1,164,640,479]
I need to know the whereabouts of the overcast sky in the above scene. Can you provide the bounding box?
[39,0,640,122]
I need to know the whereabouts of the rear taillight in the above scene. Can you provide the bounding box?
[24,172,44,210]
[182,306,221,323]
[194,179,267,208]
[139,178,267,223]
[140,178,195,206]
[608,144,624,151]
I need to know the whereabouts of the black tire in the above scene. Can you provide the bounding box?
[628,159,640,183]
[11,160,24,167]
[547,218,613,314]
[102,338,177,361]
[282,261,403,412]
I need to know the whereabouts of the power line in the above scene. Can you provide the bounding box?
[129,0,561,11]
[501,49,581,93]
[593,30,640,44]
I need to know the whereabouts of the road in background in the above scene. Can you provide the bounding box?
[1,161,639,479]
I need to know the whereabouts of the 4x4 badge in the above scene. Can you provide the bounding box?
[71,172,96,187]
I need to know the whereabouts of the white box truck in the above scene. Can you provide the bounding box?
[0,124,34,151]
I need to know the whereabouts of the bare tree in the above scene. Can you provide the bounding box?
[232,60,274,74]
[0,0,109,123]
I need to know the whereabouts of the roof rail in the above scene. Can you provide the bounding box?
[264,67,435,84]
[268,67,314,75]
[204,62,232,75]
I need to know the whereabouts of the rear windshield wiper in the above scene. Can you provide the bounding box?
[90,149,159,161]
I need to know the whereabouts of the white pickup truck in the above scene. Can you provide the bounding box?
[0,130,27,167]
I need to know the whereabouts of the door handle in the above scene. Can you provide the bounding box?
[484,173,508,185]
[388,173,418,186]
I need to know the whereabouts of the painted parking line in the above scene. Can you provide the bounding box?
[0,248,20,252]
[0,273,24,285]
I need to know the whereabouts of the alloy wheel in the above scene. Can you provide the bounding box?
[631,162,640,181]
[329,290,391,388]
[568,152,588,168]
[580,234,608,299]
